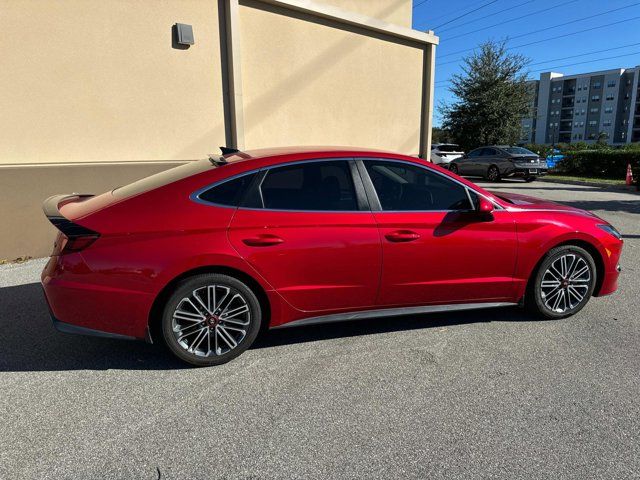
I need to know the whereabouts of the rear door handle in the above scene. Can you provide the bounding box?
[385,230,420,242]
[242,234,284,247]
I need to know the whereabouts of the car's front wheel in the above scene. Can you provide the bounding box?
[527,245,597,319]
[449,163,459,175]
[162,274,262,366]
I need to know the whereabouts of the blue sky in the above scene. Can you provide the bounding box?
[412,0,640,125]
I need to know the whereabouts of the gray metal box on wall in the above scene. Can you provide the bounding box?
[175,23,194,45]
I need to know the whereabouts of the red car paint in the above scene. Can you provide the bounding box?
[41,147,623,340]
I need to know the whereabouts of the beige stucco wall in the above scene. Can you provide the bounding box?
[320,0,412,27]
[238,0,424,155]
[0,0,225,165]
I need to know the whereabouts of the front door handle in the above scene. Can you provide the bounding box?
[385,230,420,242]
[242,234,284,247]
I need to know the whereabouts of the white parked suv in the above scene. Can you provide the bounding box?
[430,143,465,168]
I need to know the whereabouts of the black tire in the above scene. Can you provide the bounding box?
[524,176,536,183]
[449,163,459,175]
[526,245,597,319]
[162,273,262,366]
[486,165,500,182]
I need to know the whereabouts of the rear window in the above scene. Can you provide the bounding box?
[436,144,461,153]
[197,173,257,206]
[112,159,213,199]
[503,147,536,155]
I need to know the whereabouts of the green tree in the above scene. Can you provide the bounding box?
[440,41,531,152]
[431,127,453,144]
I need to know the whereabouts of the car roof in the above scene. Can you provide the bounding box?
[218,146,419,168]
[223,146,402,162]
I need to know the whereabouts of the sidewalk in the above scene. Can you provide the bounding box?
[0,258,47,288]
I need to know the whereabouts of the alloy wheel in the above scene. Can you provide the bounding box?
[487,166,499,181]
[540,253,592,314]
[171,285,251,357]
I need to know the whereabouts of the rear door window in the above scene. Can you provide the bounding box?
[259,160,357,211]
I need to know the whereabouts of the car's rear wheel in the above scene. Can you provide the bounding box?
[527,245,596,319]
[486,165,500,182]
[162,274,262,366]
[449,163,459,175]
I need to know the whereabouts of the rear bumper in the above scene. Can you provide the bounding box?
[50,313,138,341]
[508,168,548,177]
[41,255,153,341]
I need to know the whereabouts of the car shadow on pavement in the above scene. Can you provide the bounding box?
[0,283,186,372]
[253,307,530,350]
[0,282,533,372]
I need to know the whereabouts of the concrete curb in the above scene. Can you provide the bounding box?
[539,177,640,195]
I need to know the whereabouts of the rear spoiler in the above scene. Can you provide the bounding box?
[43,194,99,237]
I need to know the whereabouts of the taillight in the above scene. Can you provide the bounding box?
[51,232,99,255]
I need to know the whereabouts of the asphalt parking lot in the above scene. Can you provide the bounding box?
[1,179,639,479]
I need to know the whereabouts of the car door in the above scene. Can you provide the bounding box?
[475,147,496,176]
[358,158,518,306]
[228,159,382,313]
[457,148,480,175]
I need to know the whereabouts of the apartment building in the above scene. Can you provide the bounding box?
[0,0,438,260]
[520,66,640,145]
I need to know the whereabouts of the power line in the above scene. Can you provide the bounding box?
[498,2,640,43]
[438,15,640,62]
[433,49,640,86]
[417,0,493,27]
[528,41,640,67]
[442,0,579,40]
[528,51,640,74]
[438,0,536,33]
[432,0,499,30]
[413,0,431,9]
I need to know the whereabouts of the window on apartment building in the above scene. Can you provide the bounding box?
[606,93,615,100]
[593,82,601,89]
[607,80,616,88]
[589,120,597,126]
[591,95,600,101]
[605,106,613,113]
[590,107,599,113]
[603,120,612,127]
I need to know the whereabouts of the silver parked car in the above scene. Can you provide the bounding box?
[430,143,465,167]
[449,146,548,182]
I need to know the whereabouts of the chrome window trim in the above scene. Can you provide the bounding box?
[190,155,504,213]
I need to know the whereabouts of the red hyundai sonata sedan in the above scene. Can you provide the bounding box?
[41,147,623,366]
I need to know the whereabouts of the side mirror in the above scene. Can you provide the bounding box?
[477,197,494,214]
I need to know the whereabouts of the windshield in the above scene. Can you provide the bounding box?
[436,144,462,153]
[113,159,213,199]
[503,147,536,155]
